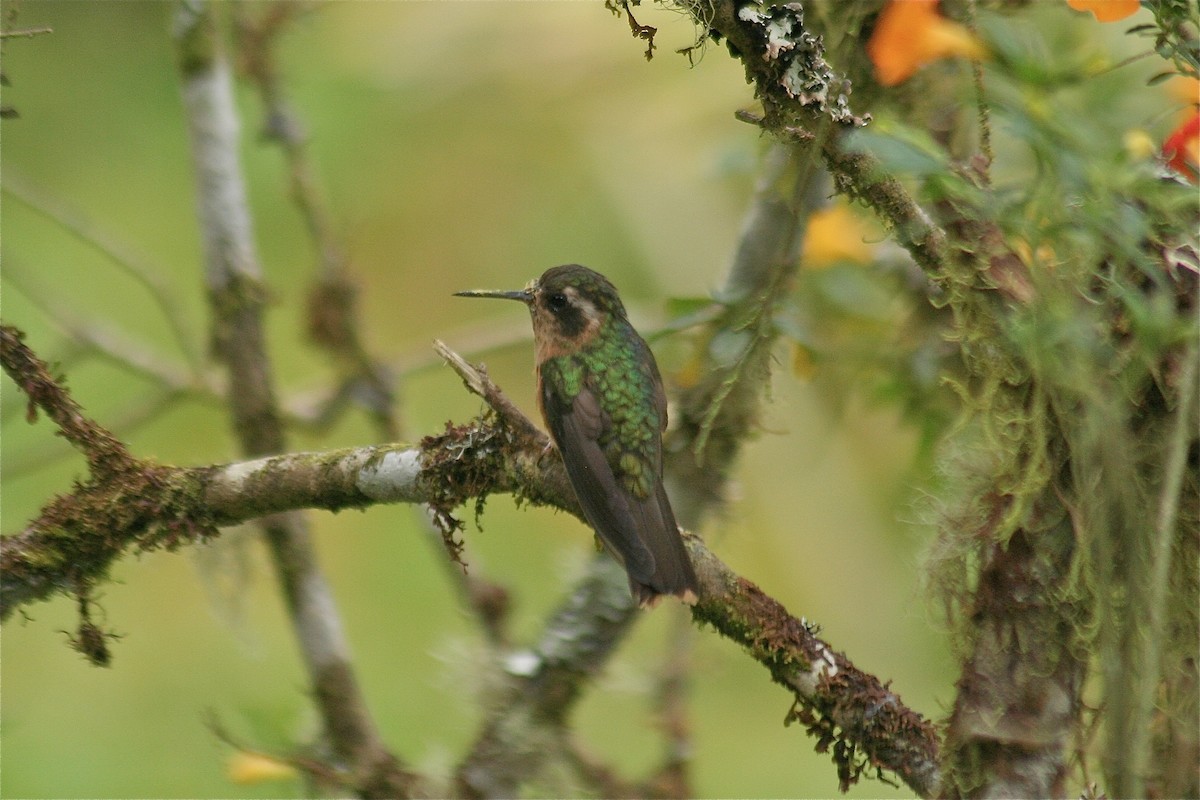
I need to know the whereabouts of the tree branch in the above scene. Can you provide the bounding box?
[690,541,941,797]
[233,2,400,442]
[942,516,1084,798]
[0,324,134,475]
[1,330,941,796]
[666,139,825,518]
[172,3,411,795]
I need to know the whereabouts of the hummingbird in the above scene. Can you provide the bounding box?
[455,265,699,608]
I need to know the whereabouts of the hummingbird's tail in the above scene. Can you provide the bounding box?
[627,483,699,608]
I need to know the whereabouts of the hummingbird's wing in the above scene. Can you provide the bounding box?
[542,382,658,584]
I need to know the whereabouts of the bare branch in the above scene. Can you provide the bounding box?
[233,1,400,441]
[172,2,411,795]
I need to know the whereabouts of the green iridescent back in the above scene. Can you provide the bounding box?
[541,315,664,500]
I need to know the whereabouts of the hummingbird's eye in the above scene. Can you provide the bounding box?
[546,292,569,313]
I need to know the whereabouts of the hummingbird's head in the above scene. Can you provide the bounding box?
[455,265,628,358]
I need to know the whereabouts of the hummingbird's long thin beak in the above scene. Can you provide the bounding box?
[453,288,531,302]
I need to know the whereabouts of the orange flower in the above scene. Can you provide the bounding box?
[1166,77,1200,108]
[867,0,986,86]
[802,204,876,268]
[1065,0,1141,22]
[1162,111,1200,182]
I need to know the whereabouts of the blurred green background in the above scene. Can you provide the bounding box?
[1,2,954,797]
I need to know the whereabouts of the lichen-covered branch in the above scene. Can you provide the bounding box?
[0,323,216,634]
[689,540,941,797]
[173,3,411,796]
[676,0,868,129]
[0,336,552,623]
[1,328,941,796]
[680,1,1031,306]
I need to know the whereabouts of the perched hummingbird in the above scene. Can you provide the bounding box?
[455,265,699,607]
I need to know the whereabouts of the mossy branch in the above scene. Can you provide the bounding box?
[0,323,216,637]
[0,324,135,475]
[1,328,941,797]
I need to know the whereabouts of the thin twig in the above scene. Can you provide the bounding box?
[2,177,204,372]
[1,268,202,392]
[0,25,53,38]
